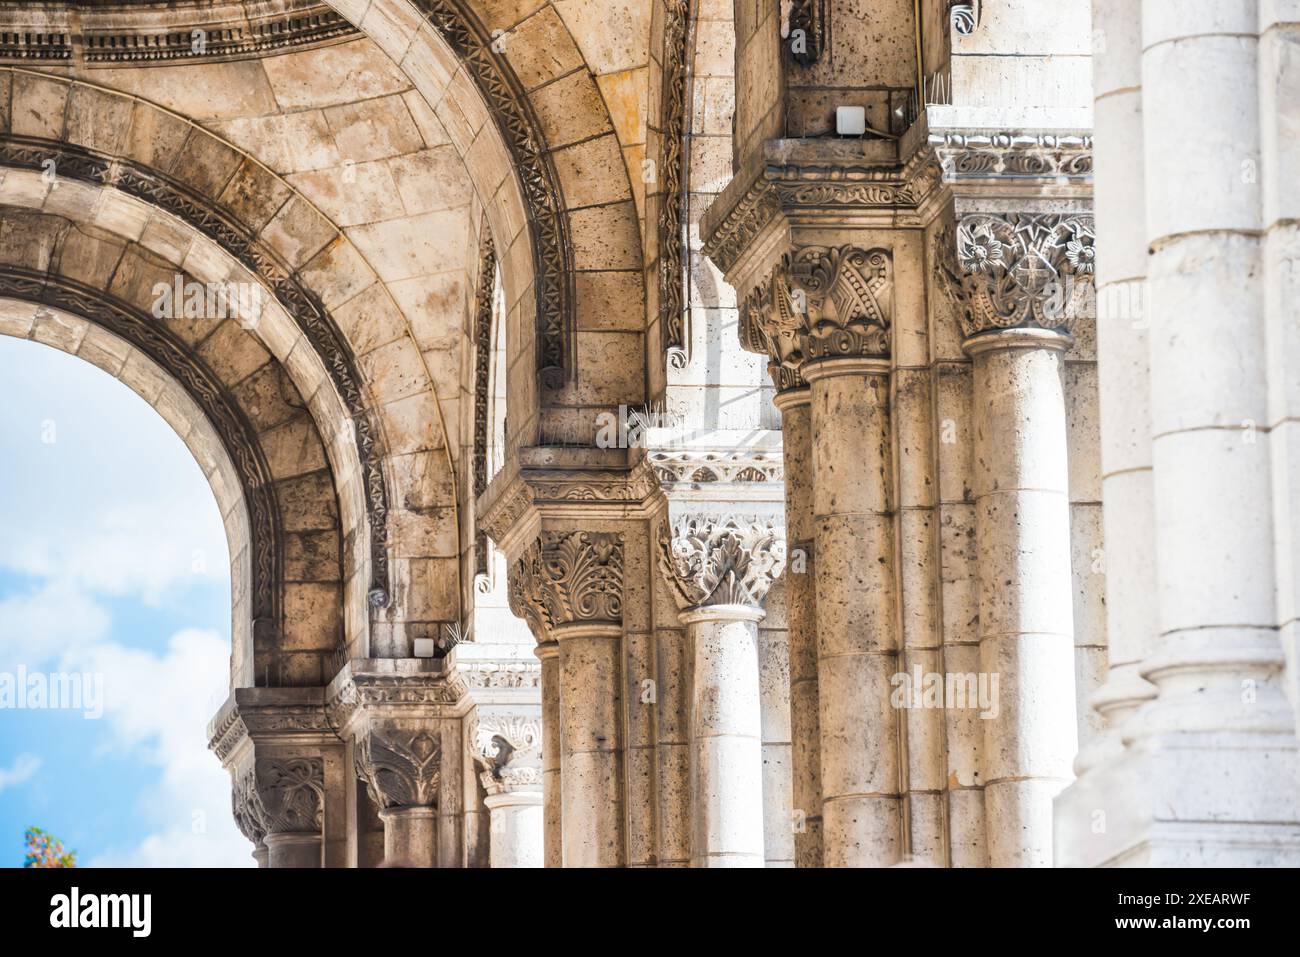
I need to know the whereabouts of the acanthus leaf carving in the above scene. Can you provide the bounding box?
[658,514,787,611]
[510,531,624,638]
[253,757,324,835]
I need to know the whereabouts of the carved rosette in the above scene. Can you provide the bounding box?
[658,514,787,611]
[355,729,442,811]
[510,531,624,639]
[252,758,324,835]
[472,714,543,796]
[934,213,1095,340]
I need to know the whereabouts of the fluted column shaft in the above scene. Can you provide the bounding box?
[536,640,563,868]
[774,387,823,866]
[557,622,626,867]
[967,329,1078,867]
[806,357,902,867]
[685,604,766,866]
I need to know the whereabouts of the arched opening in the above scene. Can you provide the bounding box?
[0,333,249,866]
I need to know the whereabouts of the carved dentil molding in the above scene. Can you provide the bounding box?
[934,213,1095,339]
[237,758,324,836]
[509,531,625,640]
[658,514,787,611]
[355,730,442,811]
[740,245,893,376]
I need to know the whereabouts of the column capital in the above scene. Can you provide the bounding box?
[508,530,625,643]
[934,211,1095,343]
[471,709,543,797]
[657,512,787,613]
[234,757,324,837]
[354,728,442,811]
[740,244,894,379]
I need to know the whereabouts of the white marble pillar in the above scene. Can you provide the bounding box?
[484,791,544,868]
[1118,0,1300,863]
[685,604,767,866]
[659,512,786,867]
[967,328,1079,867]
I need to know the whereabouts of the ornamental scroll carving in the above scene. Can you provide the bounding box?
[784,0,826,65]
[508,531,624,639]
[248,758,324,835]
[472,714,543,795]
[659,0,690,371]
[658,514,787,610]
[355,729,442,810]
[934,213,1095,339]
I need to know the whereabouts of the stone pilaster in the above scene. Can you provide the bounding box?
[658,511,786,867]
[326,660,465,868]
[208,688,346,868]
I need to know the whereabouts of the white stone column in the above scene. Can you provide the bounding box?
[484,792,544,868]
[966,327,1079,867]
[1109,0,1300,863]
[659,512,786,867]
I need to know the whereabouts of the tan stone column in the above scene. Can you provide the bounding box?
[511,530,626,867]
[772,384,823,866]
[378,807,437,868]
[659,512,786,867]
[535,640,562,867]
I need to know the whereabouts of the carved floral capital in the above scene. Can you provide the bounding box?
[509,531,624,640]
[471,713,543,796]
[934,212,1095,340]
[355,729,442,811]
[658,514,787,611]
[241,757,324,836]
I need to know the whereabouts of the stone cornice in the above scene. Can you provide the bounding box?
[325,659,467,736]
[477,446,658,560]
[207,688,335,768]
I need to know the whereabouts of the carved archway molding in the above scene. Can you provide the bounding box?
[0,272,284,658]
[0,131,392,608]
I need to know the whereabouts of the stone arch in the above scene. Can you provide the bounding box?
[329,0,650,444]
[0,67,472,655]
[0,281,343,689]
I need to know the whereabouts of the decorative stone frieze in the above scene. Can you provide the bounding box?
[658,514,787,611]
[934,213,1095,340]
[930,130,1093,185]
[648,448,783,487]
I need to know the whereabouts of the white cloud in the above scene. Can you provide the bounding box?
[0,753,41,792]
[0,580,111,673]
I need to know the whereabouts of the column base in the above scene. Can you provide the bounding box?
[1055,736,1300,867]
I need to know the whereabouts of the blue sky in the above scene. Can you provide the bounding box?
[0,336,251,867]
